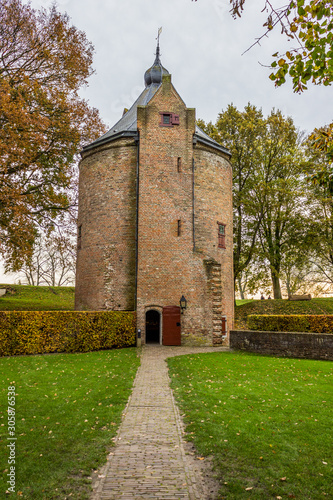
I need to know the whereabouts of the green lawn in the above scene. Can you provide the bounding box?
[0,285,75,311]
[235,297,333,329]
[168,351,333,499]
[1,349,140,499]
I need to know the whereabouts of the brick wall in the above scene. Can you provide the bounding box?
[230,330,333,361]
[75,138,137,311]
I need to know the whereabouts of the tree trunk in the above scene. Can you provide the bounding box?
[237,277,245,300]
[271,271,282,299]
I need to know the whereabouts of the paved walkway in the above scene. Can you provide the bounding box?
[91,345,228,500]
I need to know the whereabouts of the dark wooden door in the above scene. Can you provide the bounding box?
[162,306,181,346]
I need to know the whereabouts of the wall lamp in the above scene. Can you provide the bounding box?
[180,295,187,313]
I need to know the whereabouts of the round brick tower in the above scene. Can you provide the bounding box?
[75,42,234,346]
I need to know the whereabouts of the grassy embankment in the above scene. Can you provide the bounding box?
[168,351,333,499]
[0,285,75,311]
[235,297,333,329]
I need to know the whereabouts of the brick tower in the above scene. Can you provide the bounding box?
[75,40,234,346]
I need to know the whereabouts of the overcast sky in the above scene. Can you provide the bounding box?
[1,0,332,283]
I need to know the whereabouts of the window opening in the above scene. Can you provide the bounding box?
[218,222,226,248]
[177,157,181,172]
[177,219,181,237]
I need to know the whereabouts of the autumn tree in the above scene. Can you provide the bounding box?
[0,0,106,271]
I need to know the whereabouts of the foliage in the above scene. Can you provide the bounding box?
[0,284,75,310]
[248,313,333,332]
[227,1,333,92]
[0,0,106,270]
[0,349,140,499]
[168,351,333,499]
[268,1,333,92]
[0,311,136,356]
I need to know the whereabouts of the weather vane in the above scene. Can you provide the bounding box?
[156,27,162,45]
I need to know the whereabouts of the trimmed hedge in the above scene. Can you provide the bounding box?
[248,314,333,334]
[0,311,136,356]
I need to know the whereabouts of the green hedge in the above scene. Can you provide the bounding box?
[247,314,333,334]
[0,311,136,356]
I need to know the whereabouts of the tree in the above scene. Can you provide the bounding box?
[303,134,333,290]
[0,0,106,271]
[255,110,307,298]
[18,232,76,286]
[199,106,307,299]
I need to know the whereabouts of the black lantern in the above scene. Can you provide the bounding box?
[180,295,187,313]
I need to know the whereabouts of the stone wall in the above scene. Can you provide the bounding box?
[230,330,333,361]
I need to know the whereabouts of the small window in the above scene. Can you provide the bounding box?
[217,222,226,248]
[160,112,180,127]
[177,219,181,237]
[163,114,171,125]
[177,157,181,172]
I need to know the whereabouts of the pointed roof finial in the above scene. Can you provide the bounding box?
[144,28,169,87]
[156,27,162,59]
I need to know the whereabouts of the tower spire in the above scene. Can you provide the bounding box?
[144,28,169,87]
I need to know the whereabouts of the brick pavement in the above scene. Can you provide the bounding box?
[91,345,227,499]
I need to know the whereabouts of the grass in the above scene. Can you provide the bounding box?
[168,351,333,499]
[235,297,333,329]
[235,299,255,306]
[0,348,140,499]
[0,285,75,311]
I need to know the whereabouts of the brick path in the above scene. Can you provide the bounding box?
[91,345,227,499]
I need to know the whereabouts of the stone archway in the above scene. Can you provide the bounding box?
[145,310,161,344]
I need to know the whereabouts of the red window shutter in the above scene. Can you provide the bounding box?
[171,113,180,125]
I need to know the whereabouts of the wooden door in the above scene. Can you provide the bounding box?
[162,306,181,346]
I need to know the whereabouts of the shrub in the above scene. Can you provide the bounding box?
[0,311,136,356]
[247,314,333,333]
